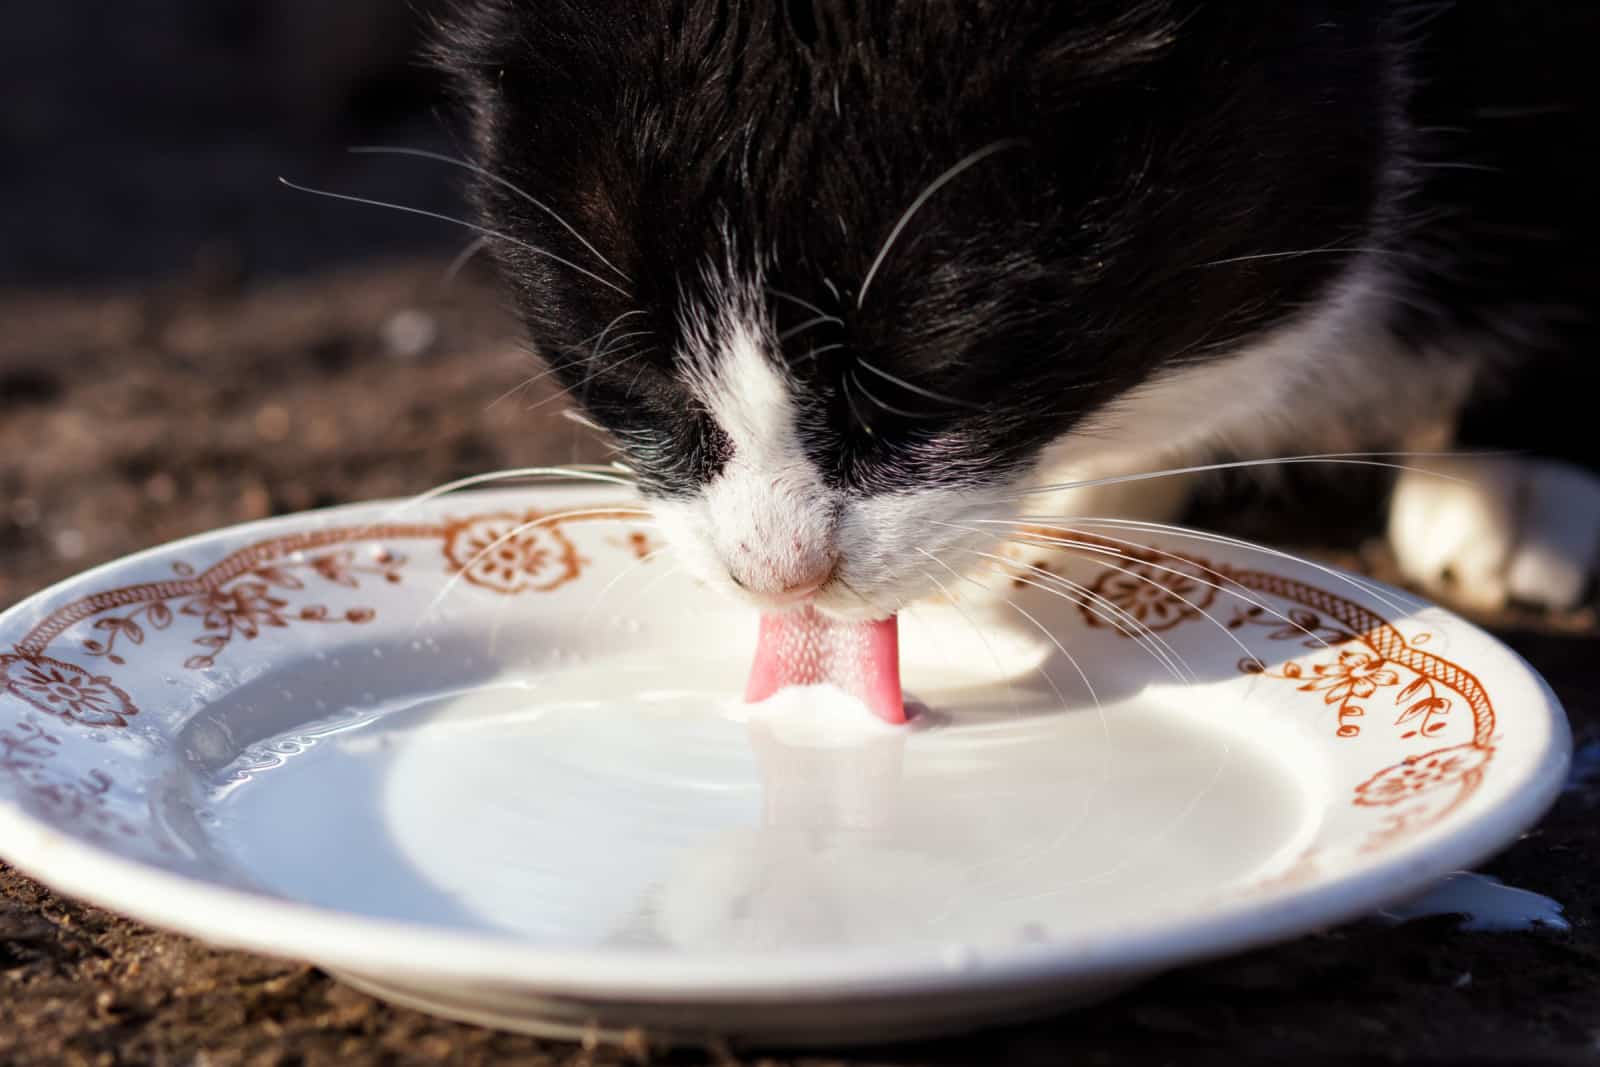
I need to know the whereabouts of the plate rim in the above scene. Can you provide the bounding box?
[0,489,1573,1000]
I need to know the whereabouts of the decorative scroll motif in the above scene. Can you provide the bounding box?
[0,506,652,841]
[1011,527,1497,854]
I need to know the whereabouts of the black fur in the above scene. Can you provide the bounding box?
[433,1,1596,496]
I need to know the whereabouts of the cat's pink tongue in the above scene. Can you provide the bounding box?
[745,606,905,725]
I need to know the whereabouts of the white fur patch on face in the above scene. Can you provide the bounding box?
[651,295,1025,619]
[656,314,838,602]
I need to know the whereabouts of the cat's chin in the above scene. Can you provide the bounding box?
[713,584,896,624]
[806,590,898,624]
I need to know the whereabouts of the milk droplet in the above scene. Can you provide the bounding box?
[1378,872,1568,932]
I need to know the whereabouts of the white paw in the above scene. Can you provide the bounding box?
[1388,456,1600,611]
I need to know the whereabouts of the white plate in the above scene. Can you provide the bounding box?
[0,488,1569,1046]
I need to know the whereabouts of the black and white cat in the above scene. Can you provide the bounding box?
[432,1,1600,619]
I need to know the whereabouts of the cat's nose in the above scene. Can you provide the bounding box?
[728,547,837,601]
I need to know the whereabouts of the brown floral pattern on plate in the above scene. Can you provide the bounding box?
[1011,525,1497,856]
[0,507,652,843]
[2,508,647,717]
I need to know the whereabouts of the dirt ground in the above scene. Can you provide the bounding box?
[1,258,1598,1067]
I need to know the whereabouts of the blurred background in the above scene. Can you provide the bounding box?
[0,0,601,611]
[4,0,453,284]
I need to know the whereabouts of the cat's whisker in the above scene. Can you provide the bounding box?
[1064,517,1427,613]
[778,314,844,341]
[857,138,1027,308]
[594,330,656,362]
[1028,516,1425,615]
[1005,450,1489,503]
[1017,572,1196,681]
[855,357,983,411]
[577,310,649,361]
[573,310,650,350]
[921,557,1102,728]
[937,546,1193,683]
[559,408,604,433]
[1005,525,1334,650]
[995,565,1190,684]
[558,408,621,448]
[840,371,876,437]
[833,574,887,617]
[349,145,632,282]
[626,561,691,609]
[485,312,651,412]
[1000,542,1261,667]
[940,550,1236,899]
[914,558,1024,719]
[523,344,658,416]
[926,520,1186,657]
[849,368,931,420]
[933,516,1335,650]
[557,408,633,464]
[915,563,1222,908]
[339,465,640,555]
[1194,246,1405,269]
[276,177,630,298]
[486,364,560,412]
[996,593,1105,735]
[915,568,1115,923]
[394,466,635,512]
[579,546,673,636]
[441,235,490,286]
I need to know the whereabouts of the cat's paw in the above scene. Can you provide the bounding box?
[1387,456,1600,611]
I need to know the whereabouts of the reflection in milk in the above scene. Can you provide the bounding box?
[654,691,954,950]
